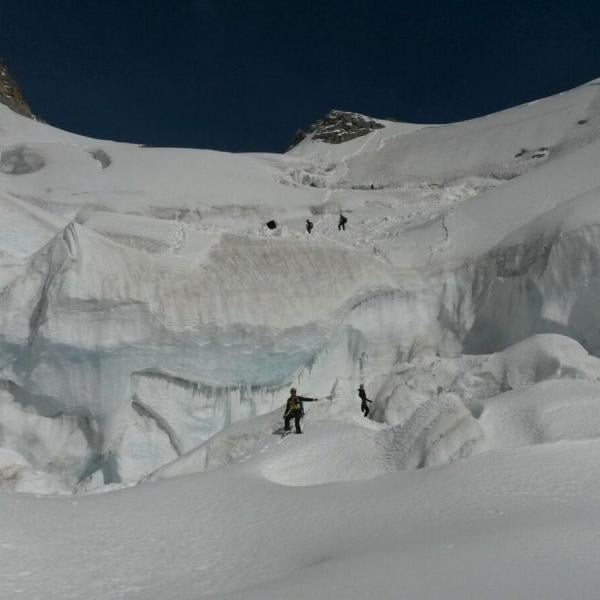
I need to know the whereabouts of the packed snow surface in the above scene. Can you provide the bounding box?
[2,78,600,598]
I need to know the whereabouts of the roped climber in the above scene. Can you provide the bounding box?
[284,387,318,434]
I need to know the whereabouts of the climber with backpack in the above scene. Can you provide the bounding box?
[284,387,318,434]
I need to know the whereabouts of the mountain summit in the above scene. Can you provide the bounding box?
[289,109,385,148]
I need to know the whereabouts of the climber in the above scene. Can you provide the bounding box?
[306,219,314,234]
[284,387,318,433]
[358,383,373,417]
[338,213,348,231]
[266,219,277,230]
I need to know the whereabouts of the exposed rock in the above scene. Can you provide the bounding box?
[290,109,385,148]
[0,59,33,118]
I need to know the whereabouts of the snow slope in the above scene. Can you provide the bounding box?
[2,77,600,597]
[2,434,600,599]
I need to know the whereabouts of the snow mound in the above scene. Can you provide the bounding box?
[480,379,600,450]
[259,397,482,486]
[154,393,481,487]
[257,422,388,486]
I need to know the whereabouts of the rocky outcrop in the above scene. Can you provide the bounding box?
[290,109,384,147]
[0,59,33,118]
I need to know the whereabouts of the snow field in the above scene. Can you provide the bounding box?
[2,437,600,598]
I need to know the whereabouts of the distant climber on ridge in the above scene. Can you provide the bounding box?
[266,219,277,230]
[358,384,372,417]
[338,213,347,231]
[284,387,318,434]
[306,219,314,234]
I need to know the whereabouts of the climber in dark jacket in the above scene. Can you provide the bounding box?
[284,387,318,433]
[358,384,373,417]
[306,219,314,234]
[338,213,348,231]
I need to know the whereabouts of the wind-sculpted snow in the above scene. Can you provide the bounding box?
[376,395,483,470]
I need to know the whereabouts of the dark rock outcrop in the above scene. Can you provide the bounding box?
[289,109,385,148]
[0,59,33,118]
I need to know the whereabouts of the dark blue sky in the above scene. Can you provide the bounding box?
[1,0,599,152]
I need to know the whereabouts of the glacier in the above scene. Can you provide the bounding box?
[3,75,600,598]
[2,79,600,490]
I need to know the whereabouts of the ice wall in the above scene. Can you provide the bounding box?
[5,202,600,489]
[466,218,600,355]
[0,221,413,485]
[4,207,600,488]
